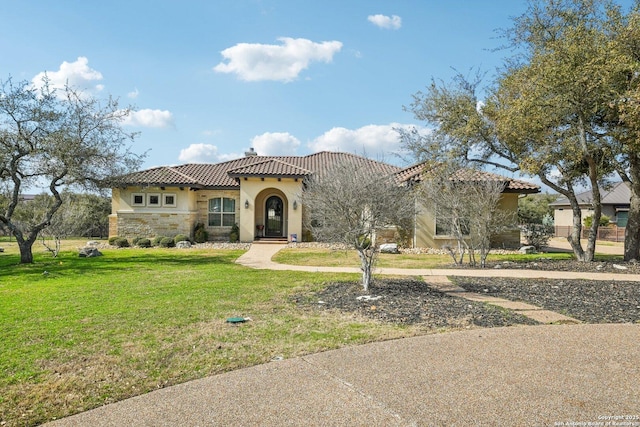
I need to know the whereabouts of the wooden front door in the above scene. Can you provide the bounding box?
[265,196,284,237]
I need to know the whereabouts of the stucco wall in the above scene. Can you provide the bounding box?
[238,178,304,242]
[414,192,521,249]
[110,186,198,239]
[553,205,617,228]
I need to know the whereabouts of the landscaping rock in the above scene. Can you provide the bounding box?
[519,245,537,254]
[87,241,99,246]
[379,243,399,254]
[79,247,102,258]
[176,241,192,249]
[0,247,4,253]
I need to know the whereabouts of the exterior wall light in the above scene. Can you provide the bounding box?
[293,200,298,210]
[245,199,249,209]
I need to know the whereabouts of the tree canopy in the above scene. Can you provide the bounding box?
[0,77,142,263]
[401,0,640,261]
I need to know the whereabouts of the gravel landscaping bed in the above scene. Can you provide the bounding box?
[295,278,538,329]
[469,258,640,274]
[295,258,640,328]
[452,276,640,324]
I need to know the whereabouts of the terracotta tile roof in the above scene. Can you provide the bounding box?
[227,159,312,178]
[395,161,540,194]
[117,151,403,188]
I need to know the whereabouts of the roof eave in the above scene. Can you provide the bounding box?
[228,173,308,179]
[504,188,540,194]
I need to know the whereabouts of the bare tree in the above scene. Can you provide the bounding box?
[0,77,142,263]
[421,163,517,267]
[301,161,415,291]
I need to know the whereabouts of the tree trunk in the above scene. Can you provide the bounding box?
[567,205,587,261]
[17,237,35,264]
[357,248,373,292]
[15,233,38,264]
[624,181,640,261]
[623,156,640,261]
[540,175,586,261]
[583,168,602,263]
[578,119,600,263]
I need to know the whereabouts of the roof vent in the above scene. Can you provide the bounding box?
[245,147,257,157]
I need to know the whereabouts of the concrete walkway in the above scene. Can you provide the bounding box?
[235,242,640,282]
[47,244,640,426]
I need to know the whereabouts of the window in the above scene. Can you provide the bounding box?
[147,193,161,207]
[132,193,145,207]
[163,193,176,207]
[435,216,470,236]
[616,210,629,228]
[209,197,236,227]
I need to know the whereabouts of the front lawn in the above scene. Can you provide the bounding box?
[272,247,579,268]
[0,244,419,426]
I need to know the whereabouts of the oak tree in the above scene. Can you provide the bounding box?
[0,77,142,263]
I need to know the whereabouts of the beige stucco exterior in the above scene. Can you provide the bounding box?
[111,152,540,246]
[110,186,197,238]
[110,178,304,243]
[413,192,521,249]
[238,177,303,242]
[553,206,618,228]
[111,185,523,247]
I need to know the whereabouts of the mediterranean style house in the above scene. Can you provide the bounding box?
[109,150,539,248]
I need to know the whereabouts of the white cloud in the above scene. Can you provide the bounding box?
[128,88,139,99]
[178,143,242,163]
[122,109,174,128]
[179,144,219,163]
[251,132,300,155]
[367,14,402,30]
[214,37,343,82]
[308,123,415,158]
[31,56,104,95]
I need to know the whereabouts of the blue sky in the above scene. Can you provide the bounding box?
[3,0,628,174]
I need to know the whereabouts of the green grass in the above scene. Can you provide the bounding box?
[0,239,624,425]
[0,243,421,426]
[272,248,580,268]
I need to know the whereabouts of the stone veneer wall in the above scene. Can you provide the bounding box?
[115,212,197,239]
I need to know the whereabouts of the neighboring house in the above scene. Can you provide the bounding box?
[550,182,630,237]
[110,151,540,248]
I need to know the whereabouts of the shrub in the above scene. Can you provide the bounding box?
[174,234,191,244]
[131,236,143,246]
[108,236,130,248]
[159,237,175,248]
[356,235,371,249]
[520,223,554,249]
[193,223,208,243]
[229,223,240,242]
[137,238,152,248]
[153,236,165,246]
[584,214,610,228]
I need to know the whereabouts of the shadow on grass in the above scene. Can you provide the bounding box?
[0,248,247,280]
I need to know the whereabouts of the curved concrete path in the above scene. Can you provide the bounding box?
[235,243,640,282]
[47,244,640,426]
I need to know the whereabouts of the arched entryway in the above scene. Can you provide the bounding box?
[265,195,284,237]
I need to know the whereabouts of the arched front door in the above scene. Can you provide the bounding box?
[265,196,284,237]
